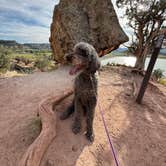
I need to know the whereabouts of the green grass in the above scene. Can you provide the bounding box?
[11,53,35,59]
[159,78,166,86]
[26,117,42,142]
[152,69,163,80]
[158,55,166,59]
[0,47,56,75]
[0,49,11,72]
[0,46,54,72]
[30,117,42,132]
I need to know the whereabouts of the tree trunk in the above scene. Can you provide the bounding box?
[135,43,150,71]
[135,55,146,71]
[134,23,166,71]
[18,89,73,166]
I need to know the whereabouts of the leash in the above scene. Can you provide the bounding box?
[98,100,119,166]
[90,74,119,166]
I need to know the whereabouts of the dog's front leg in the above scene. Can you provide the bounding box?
[72,98,83,134]
[85,97,97,142]
[60,100,74,120]
[86,108,95,142]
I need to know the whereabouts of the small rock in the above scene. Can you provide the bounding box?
[72,145,78,152]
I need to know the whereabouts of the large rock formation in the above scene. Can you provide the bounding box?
[50,0,129,63]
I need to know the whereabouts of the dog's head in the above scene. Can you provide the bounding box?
[65,42,100,75]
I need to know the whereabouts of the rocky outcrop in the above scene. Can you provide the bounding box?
[50,0,129,63]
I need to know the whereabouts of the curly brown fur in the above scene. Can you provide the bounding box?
[60,42,100,142]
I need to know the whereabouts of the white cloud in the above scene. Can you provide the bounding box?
[0,0,132,43]
[0,0,59,43]
[0,21,50,43]
[112,0,134,45]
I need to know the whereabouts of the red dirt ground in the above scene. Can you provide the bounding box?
[0,66,166,166]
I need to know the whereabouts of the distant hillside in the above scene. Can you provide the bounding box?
[0,40,50,50]
[116,47,128,52]
[114,47,166,55]
[23,43,50,50]
[0,40,21,46]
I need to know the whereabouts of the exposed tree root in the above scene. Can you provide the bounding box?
[18,89,73,166]
[131,68,145,76]
[132,80,138,97]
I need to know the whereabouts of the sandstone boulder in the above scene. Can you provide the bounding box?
[50,0,129,63]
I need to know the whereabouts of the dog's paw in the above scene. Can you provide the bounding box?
[85,132,94,142]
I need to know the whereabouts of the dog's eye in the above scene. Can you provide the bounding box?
[77,48,88,57]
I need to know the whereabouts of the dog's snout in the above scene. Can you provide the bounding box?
[64,53,74,62]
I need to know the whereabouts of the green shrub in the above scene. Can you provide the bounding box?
[159,78,166,86]
[106,62,117,66]
[27,117,42,141]
[152,69,163,80]
[0,50,11,72]
[0,47,55,74]
[34,54,52,71]
[12,53,35,62]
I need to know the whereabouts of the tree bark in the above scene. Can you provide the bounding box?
[18,89,73,166]
[134,28,166,70]
[135,55,145,70]
[135,44,149,70]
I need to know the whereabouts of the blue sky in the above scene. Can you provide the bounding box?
[0,0,132,43]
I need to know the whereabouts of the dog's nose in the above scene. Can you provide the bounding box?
[64,53,74,62]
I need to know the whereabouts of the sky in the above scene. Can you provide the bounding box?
[0,0,132,44]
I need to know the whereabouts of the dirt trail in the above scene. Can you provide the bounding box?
[0,66,166,166]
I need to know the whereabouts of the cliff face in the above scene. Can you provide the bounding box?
[50,0,129,62]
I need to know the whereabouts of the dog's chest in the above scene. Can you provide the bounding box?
[74,73,98,95]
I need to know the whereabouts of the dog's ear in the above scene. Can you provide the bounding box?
[89,54,100,73]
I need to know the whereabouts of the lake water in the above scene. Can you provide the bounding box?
[101,56,166,76]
